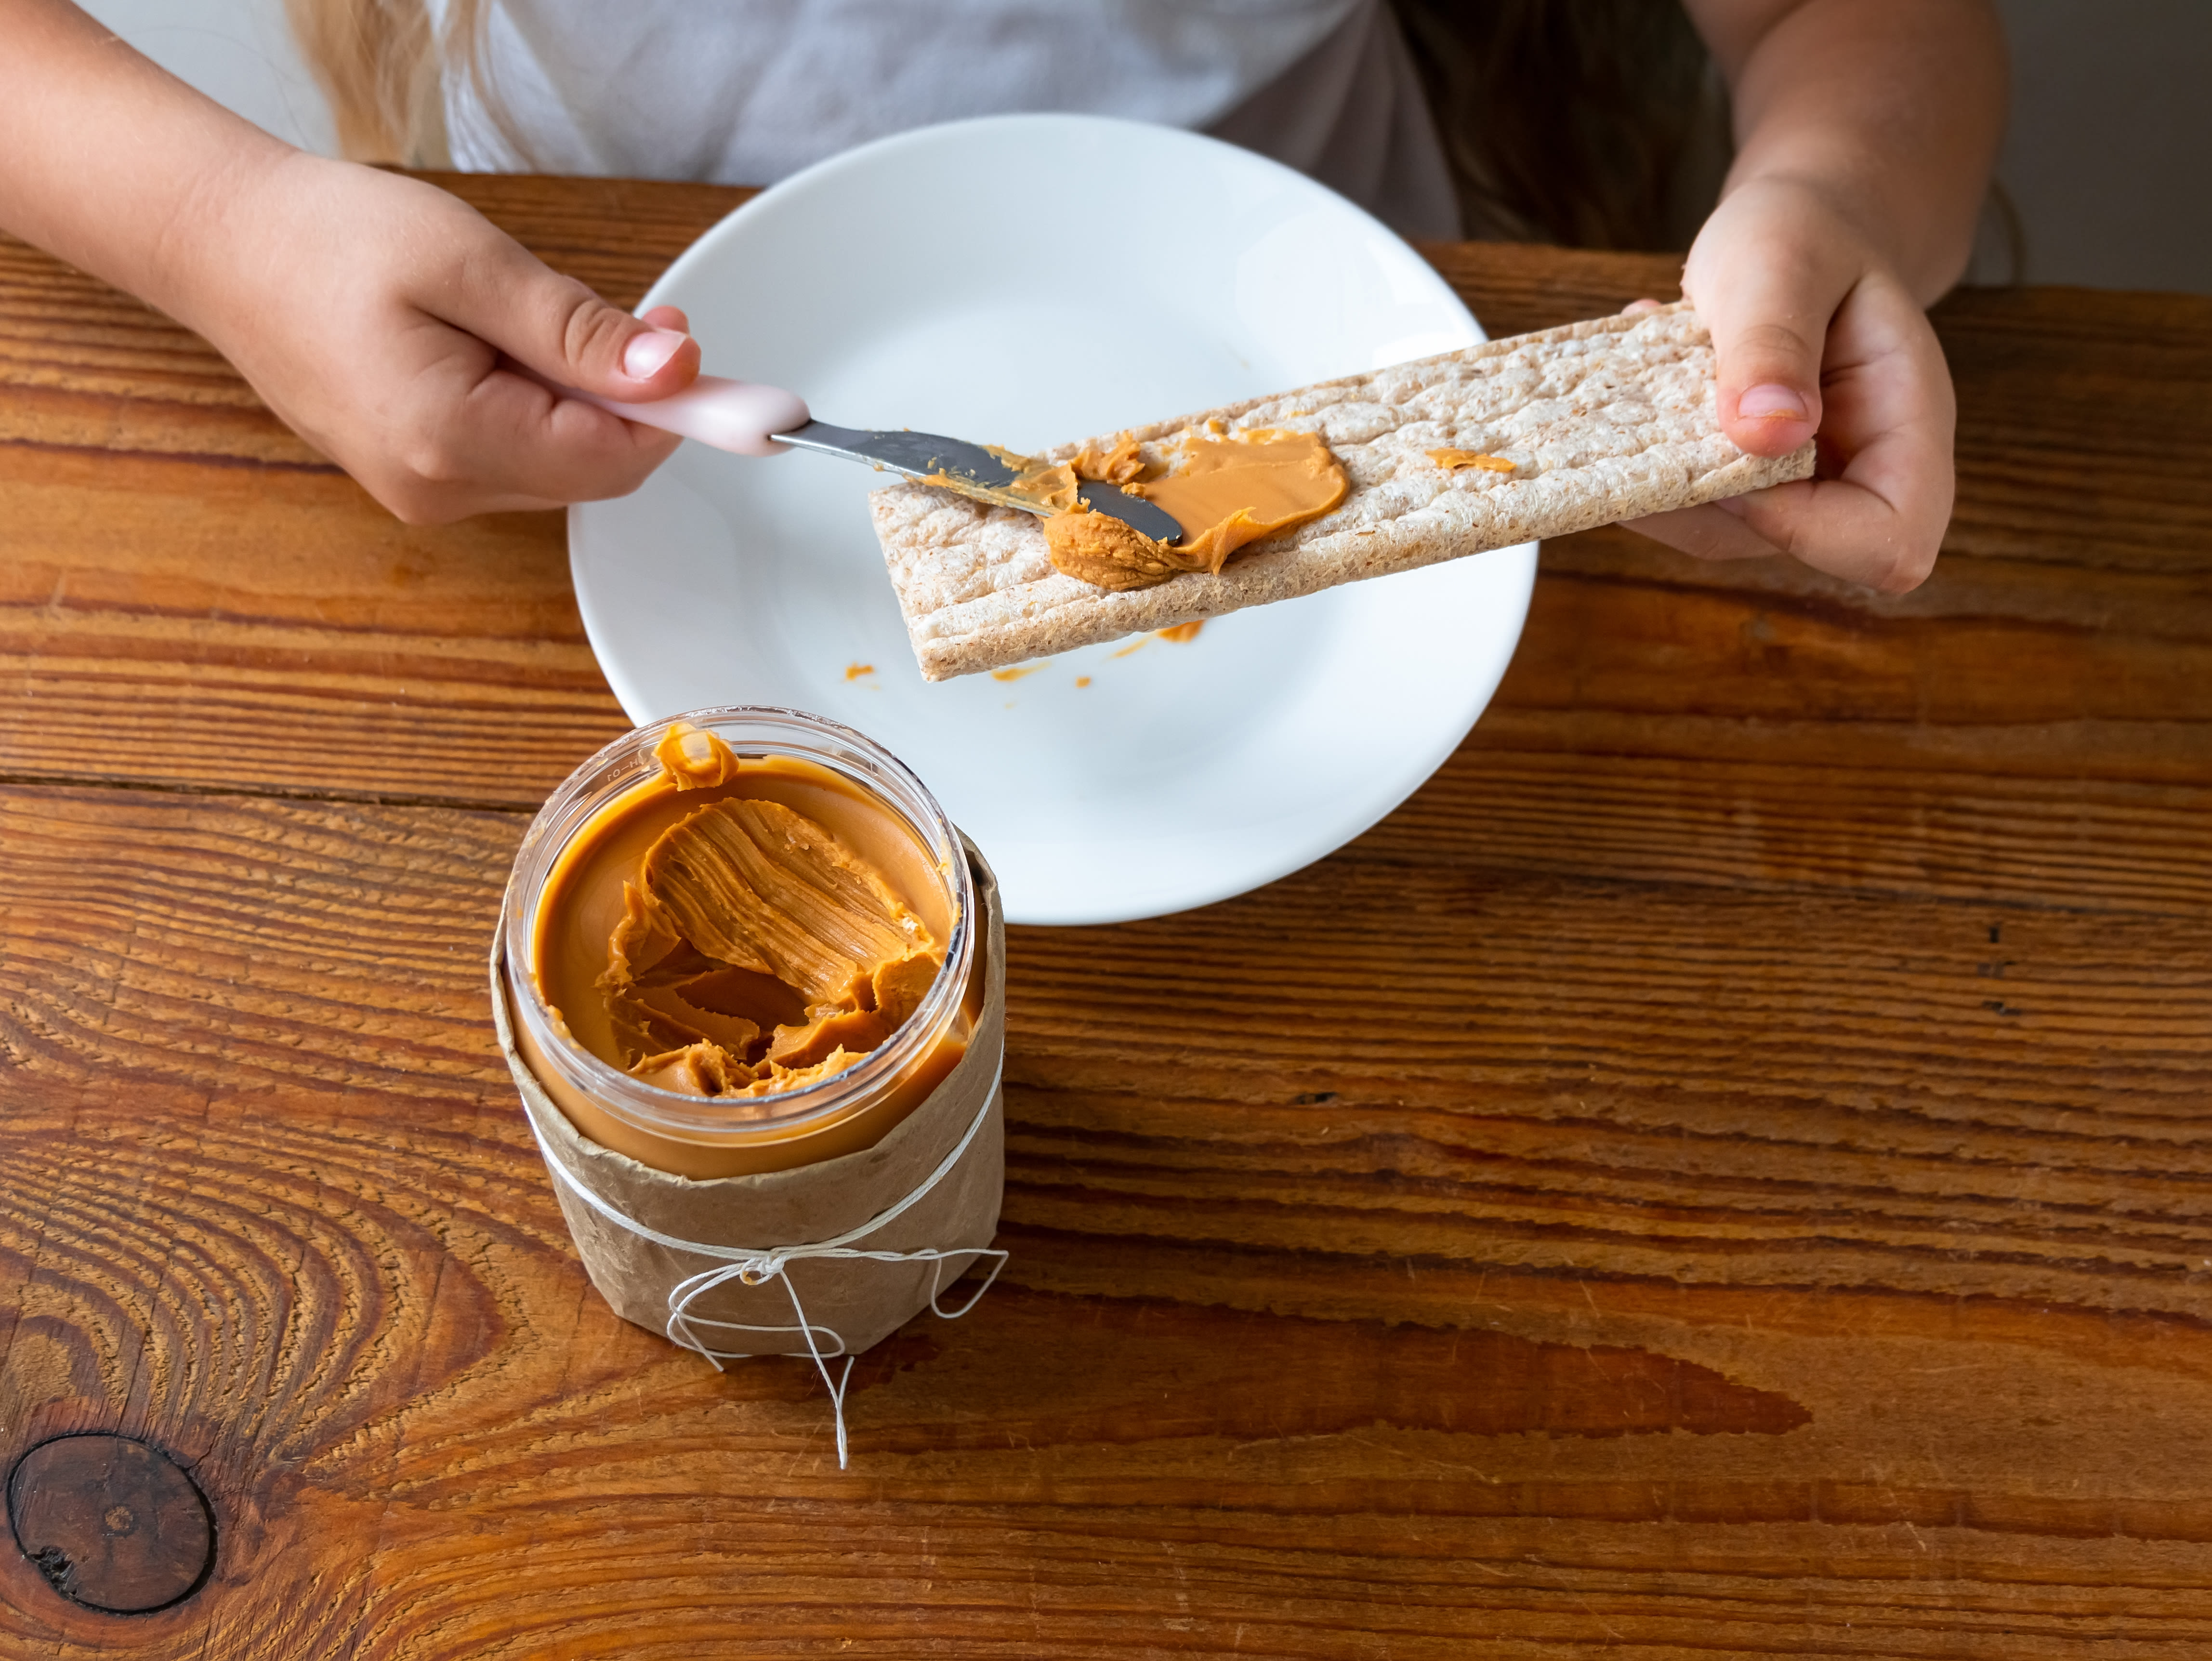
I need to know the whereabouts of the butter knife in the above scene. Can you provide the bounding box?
[553,371,1185,544]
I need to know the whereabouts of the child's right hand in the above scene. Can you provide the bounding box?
[191,153,701,523]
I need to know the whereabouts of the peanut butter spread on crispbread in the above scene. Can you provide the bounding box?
[1014,427,1349,593]
[1426,448,1517,474]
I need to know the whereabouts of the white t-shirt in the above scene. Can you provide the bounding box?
[434,0,1461,238]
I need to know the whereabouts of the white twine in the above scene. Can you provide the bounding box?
[527,1070,1007,1469]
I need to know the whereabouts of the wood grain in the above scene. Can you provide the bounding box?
[3,781,2212,1656]
[4,778,2212,1654]
[2,172,2210,1657]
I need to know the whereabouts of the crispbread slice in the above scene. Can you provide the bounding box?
[872,302,1813,680]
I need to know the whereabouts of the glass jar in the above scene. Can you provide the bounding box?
[502,706,980,1179]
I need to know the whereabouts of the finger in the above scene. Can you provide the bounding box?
[1706,279,1828,461]
[419,195,701,402]
[1722,276,1956,593]
[465,369,686,502]
[385,320,686,510]
[1620,297,1666,316]
[1684,196,1856,461]
[1727,459,1949,594]
[641,303,691,334]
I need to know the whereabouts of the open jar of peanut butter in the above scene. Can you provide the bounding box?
[490,707,1008,1410]
[501,707,986,1180]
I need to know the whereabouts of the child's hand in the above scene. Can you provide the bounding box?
[1625,0,2004,594]
[1623,177,1957,594]
[195,154,701,523]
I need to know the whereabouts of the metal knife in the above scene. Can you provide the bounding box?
[775,421,1184,544]
[552,371,1186,545]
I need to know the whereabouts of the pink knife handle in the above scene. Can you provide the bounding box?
[515,363,810,456]
[566,374,810,456]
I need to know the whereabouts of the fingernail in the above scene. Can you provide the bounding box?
[621,328,685,379]
[1738,383,1808,422]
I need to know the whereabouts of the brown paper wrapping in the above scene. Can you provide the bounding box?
[490,839,1007,1361]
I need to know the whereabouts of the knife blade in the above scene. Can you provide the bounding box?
[775,421,1186,546]
[538,369,1189,546]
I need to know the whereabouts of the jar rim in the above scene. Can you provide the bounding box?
[501,705,976,1144]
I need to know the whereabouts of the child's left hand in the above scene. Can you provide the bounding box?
[1623,176,1958,594]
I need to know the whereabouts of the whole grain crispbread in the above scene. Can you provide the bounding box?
[872,302,1813,680]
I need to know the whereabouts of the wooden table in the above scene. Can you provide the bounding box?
[2,173,2208,1659]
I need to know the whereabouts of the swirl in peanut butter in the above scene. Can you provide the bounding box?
[536,726,946,1102]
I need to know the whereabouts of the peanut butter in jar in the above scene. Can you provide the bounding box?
[501,709,985,1179]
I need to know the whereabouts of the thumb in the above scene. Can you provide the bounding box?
[1686,248,1842,461]
[1709,309,1825,461]
[428,208,700,401]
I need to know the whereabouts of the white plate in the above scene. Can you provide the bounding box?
[570,114,1537,925]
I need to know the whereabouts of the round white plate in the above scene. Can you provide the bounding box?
[571,114,1537,925]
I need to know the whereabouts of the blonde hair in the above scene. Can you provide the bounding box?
[286,0,532,169]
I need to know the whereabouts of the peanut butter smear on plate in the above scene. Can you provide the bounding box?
[1016,428,1349,593]
[544,725,944,1101]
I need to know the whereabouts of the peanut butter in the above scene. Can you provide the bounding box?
[1042,508,1189,591]
[1031,428,1348,592]
[1139,429,1348,567]
[532,726,955,1111]
[1428,448,1516,474]
[1004,436,1149,514]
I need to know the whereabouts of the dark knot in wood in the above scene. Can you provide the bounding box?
[6,1434,215,1614]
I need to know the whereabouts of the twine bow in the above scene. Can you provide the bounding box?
[529,1073,1006,1468]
